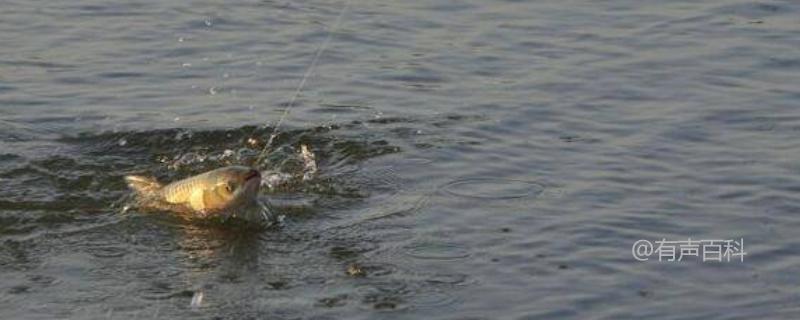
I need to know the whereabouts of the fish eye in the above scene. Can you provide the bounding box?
[225,182,237,193]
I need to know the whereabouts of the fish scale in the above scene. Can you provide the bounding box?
[163,174,205,204]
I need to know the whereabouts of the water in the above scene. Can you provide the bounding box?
[2,0,799,318]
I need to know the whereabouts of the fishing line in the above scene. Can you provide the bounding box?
[256,0,351,164]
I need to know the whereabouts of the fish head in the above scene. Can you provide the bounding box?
[204,166,261,211]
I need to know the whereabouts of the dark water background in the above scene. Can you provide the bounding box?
[2,0,800,319]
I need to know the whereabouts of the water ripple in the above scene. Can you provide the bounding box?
[403,241,471,261]
[441,178,545,200]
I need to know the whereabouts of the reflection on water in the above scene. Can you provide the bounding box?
[3,0,800,318]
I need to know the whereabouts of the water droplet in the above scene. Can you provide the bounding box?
[190,290,203,308]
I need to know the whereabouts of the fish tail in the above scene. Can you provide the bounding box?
[124,175,163,198]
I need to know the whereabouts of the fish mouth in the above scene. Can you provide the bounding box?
[245,170,261,181]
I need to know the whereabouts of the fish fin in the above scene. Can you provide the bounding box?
[124,175,163,197]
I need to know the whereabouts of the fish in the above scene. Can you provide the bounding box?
[124,166,271,222]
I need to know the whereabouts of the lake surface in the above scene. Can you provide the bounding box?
[2,0,800,319]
